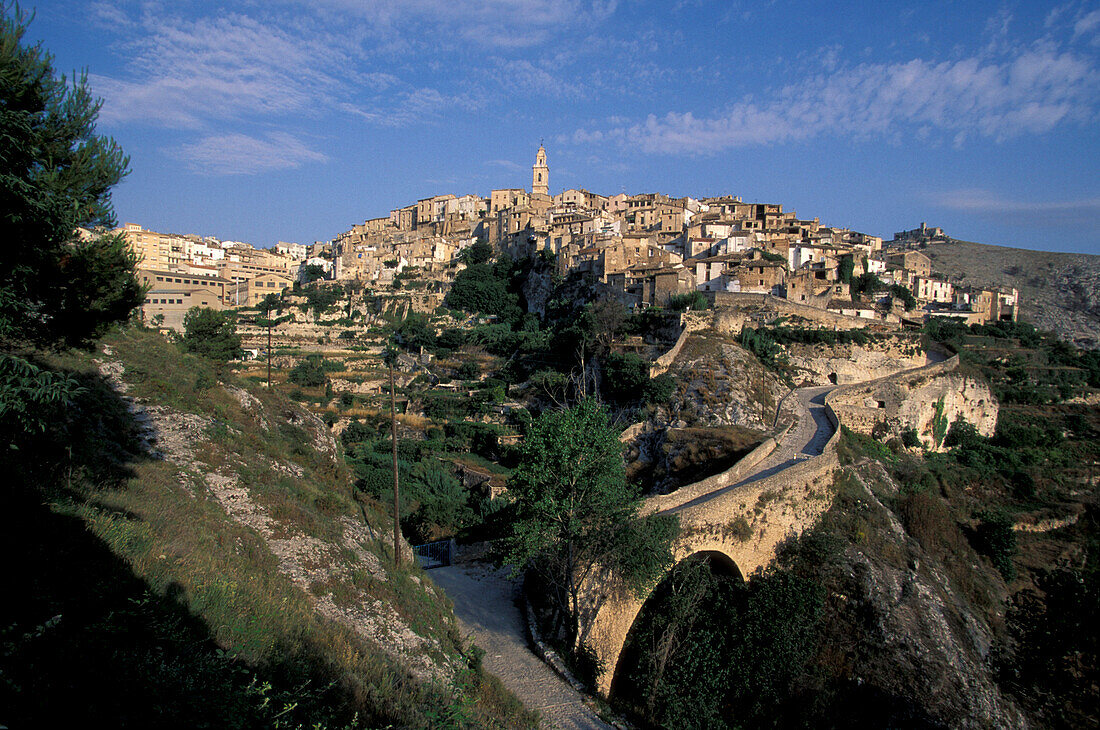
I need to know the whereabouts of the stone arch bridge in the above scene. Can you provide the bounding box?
[579,355,962,697]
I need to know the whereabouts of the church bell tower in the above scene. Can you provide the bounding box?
[532,144,549,196]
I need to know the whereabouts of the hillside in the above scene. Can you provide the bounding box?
[1,327,534,729]
[921,239,1100,349]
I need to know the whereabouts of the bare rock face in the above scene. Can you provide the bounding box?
[785,338,929,386]
[520,265,556,318]
[665,334,787,430]
[899,373,998,447]
[831,370,998,449]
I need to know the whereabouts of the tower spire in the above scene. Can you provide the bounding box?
[532,143,548,196]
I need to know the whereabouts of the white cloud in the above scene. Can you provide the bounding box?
[1074,9,1100,38]
[91,10,346,127]
[177,132,328,175]
[930,188,1100,215]
[928,188,1100,238]
[484,58,583,98]
[339,87,481,127]
[486,159,524,172]
[89,2,542,133]
[581,43,1098,154]
[292,0,619,49]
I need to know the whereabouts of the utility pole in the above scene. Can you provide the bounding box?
[266,320,273,388]
[760,359,766,425]
[389,354,401,568]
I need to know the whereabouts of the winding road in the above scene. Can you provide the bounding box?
[665,384,835,514]
[430,385,840,728]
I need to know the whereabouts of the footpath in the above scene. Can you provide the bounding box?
[430,562,611,730]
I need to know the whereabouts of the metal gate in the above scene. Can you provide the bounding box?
[412,540,454,569]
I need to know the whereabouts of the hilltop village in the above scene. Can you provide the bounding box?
[125,146,1018,332]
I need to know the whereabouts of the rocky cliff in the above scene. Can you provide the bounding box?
[822,463,1028,728]
[830,368,998,450]
[663,332,788,430]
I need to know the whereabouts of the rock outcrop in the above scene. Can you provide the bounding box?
[785,337,930,385]
[830,364,997,450]
[663,333,788,430]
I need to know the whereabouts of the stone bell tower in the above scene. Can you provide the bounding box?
[532,143,549,196]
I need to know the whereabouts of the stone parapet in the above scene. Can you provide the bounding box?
[579,354,962,698]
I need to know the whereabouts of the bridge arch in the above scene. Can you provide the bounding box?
[581,540,763,697]
[581,448,841,696]
[577,352,958,698]
[607,550,745,699]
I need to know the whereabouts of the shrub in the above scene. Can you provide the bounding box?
[901,428,921,448]
[288,354,327,387]
[739,327,788,370]
[340,419,375,446]
[602,352,651,404]
[181,308,242,362]
[436,328,465,351]
[669,291,708,311]
[972,509,1017,581]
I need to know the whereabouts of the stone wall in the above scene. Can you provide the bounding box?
[649,323,693,377]
[785,334,929,386]
[707,292,886,332]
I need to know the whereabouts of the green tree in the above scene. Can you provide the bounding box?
[837,254,855,284]
[461,239,493,265]
[181,307,242,362]
[445,262,516,316]
[888,283,917,310]
[0,7,142,439]
[287,353,327,387]
[602,352,672,405]
[502,398,678,652]
[300,263,326,283]
[850,272,885,299]
[256,292,283,315]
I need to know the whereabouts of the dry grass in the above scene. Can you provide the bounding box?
[23,328,537,729]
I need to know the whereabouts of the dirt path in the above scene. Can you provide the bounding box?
[430,563,611,730]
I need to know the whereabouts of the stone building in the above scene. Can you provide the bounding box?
[141,286,224,332]
[914,275,953,304]
[886,250,932,278]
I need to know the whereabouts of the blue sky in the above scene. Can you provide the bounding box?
[26,0,1100,254]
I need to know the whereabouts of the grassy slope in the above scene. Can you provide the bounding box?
[0,327,534,729]
[921,239,1100,348]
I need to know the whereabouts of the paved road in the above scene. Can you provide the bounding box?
[668,385,835,514]
[430,562,611,730]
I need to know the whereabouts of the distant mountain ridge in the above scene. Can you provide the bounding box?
[920,239,1100,349]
